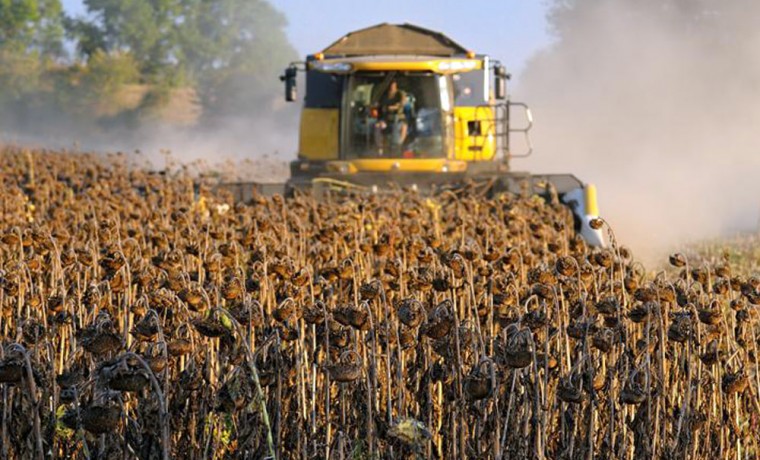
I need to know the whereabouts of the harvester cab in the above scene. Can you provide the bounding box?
[266,23,603,246]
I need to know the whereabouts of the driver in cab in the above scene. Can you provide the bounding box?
[374,80,408,155]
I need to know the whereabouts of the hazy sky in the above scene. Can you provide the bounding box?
[60,0,552,75]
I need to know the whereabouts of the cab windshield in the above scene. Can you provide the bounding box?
[344,72,446,159]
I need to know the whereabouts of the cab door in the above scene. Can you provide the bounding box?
[451,67,496,162]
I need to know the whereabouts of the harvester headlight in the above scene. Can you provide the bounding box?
[438,60,478,72]
[312,62,352,73]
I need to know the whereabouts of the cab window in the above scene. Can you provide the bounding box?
[344,72,446,159]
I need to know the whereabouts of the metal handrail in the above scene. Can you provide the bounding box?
[507,102,533,158]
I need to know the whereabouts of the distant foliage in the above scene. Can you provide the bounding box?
[0,47,43,102]
[0,0,63,107]
[0,0,297,131]
[0,0,64,55]
[84,49,141,94]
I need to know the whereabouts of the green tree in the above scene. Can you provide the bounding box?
[187,0,298,116]
[83,49,140,93]
[79,0,297,116]
[0,0,64,55]
[173,0,297,100]
[0,46,42,103]
[80,0,180,75]
[0,0,64,113]
[63,15,107,59]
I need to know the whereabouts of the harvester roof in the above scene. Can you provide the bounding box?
[321,23,469,57]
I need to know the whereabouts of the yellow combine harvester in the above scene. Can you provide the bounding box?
[227,23,603,245]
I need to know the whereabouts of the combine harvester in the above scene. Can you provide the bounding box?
[222,23,603,246]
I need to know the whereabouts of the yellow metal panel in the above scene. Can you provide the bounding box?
[309,58,483,74]
[299,108,340,160]
[585,184,599,216]
[452,106,497,161]
[353,59,482,73]
[347,159,467,173]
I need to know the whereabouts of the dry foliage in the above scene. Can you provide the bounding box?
[0,146,758,459]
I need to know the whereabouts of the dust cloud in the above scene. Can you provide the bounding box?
[0,101,298,183]
[515,1,760,261]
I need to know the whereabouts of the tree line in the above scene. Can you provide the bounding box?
[0,0,297,133]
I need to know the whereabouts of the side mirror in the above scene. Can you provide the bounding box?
[494,65,510,100]
[280,66,298,102]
